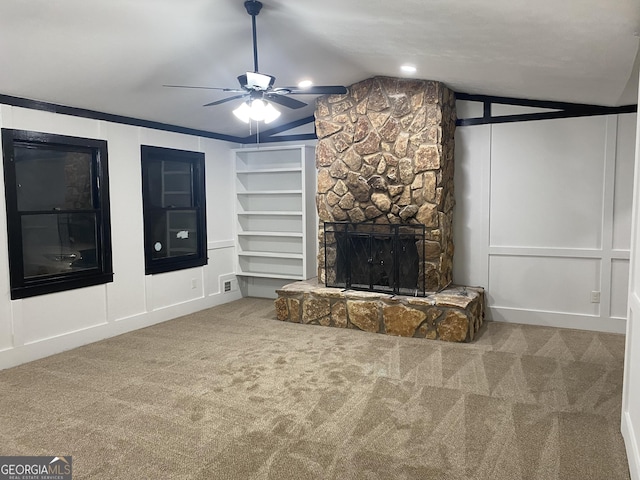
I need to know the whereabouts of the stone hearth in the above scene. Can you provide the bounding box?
[275,279,485,343]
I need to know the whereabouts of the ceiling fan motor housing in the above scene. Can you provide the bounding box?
[244,1,263,17]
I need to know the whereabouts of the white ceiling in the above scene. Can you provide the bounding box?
[0,0,638,139]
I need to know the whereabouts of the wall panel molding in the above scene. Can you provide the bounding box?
[455,103,635,334]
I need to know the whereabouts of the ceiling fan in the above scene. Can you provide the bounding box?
[164,0,347,123]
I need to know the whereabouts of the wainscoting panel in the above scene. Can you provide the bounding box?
[20,286,108,345]
[455,102,636,333]
[488,255,600,316]
[611,259,630,319]
[614,113,637,250]
[489,115,607,250]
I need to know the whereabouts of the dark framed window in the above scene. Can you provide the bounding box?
[141,145,207,275]
[2,129,113,299]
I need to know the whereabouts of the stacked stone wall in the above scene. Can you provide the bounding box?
[315,76,456,292]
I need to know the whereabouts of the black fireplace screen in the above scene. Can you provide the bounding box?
[324,222,426,297]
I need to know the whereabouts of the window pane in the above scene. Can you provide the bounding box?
[15,147,93,211]
[144,160,193,208]
[149,210,199,259]
[22,213,98,278]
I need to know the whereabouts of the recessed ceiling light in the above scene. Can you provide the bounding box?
[401,65,417,74]
[298,80,313,88]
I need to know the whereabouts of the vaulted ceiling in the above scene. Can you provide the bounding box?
[0,0,638,139]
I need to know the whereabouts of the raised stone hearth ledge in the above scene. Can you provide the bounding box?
[275,279,485,342]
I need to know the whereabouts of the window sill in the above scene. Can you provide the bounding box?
[11,272,114,300]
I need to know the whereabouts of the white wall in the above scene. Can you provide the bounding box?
[622,61,640,480]
[454,106,637,334]
[1,98,636,370]
[0,105,241,370]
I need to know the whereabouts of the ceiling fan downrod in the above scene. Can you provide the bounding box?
[244,0,263,73]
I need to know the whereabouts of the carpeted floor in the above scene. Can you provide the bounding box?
[0,297,631,479]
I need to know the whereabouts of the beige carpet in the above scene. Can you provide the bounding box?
[0,297,630,479]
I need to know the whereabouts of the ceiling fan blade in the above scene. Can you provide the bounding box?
[164,84,245,92]
[203,94,248,107]
[283,85,348,95]
[266,93,307,110]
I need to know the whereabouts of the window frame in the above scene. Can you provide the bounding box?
[141,145,207,275]
[2,128,113,299]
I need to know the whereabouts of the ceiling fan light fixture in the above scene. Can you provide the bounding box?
[232,102,252,123]
[232,98,281,124]
[263,102,281,123]
[249,98,267,120]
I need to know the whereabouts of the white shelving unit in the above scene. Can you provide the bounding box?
[233,145,316,289]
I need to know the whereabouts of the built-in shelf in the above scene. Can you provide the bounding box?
[236,272,305,280]
[233,145,316,282]
[238,251,303,259]
[236,190,303,195]
[236,167,303,174]
[236,231,303,237]
[237,211,302,216]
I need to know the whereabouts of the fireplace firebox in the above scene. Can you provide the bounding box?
[324,222,426,297]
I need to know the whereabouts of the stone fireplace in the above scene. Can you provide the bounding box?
[315,76,456,292]
[275,77,485,343]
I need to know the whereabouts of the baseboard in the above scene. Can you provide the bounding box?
[489,306,627,334]
[622,410,640,480]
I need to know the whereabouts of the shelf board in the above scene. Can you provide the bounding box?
[236,272,305,280]
[237,231,303,237]
[236,167,302,174]
[238,251,303,259]
[237,211,302,216]
[236,190,302,195]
